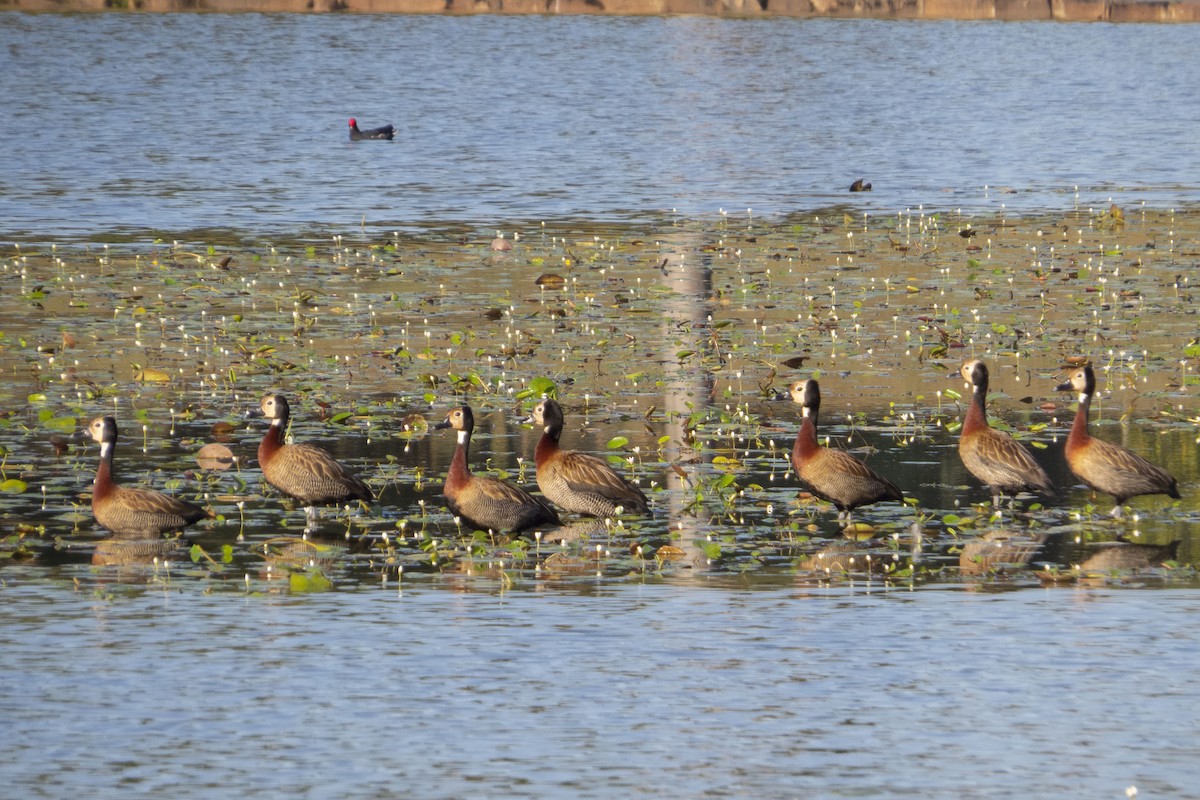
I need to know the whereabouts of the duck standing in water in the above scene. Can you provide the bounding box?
[957,359,1054,508]
[788,379,904,521]
[530,398,650,518]
[1056,363,1180,517]
[435,405,559,534]
[256,394,373,525]
[88,415,208,539]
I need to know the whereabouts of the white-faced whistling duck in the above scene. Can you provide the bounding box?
[789,379,904,521]
[531,398,650,518]
[958,359,1054,508]
[1056,364,1180,517]
[88,415,207,539]
[434,405,560,534]
[257,394,373,513]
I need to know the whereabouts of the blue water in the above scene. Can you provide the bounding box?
[3,580,1199,798]
[2,12,1199,798]
[1,14,1199,240]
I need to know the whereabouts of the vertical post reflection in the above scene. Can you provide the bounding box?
[658,232,715,574]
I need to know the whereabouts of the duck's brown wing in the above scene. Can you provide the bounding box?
[1072,437,1179,500]
[97,486,207,538]
[799,448,903,510]
[452,476,560,533]
[961,429,1053,494]
[558,451,649,511]
[264,443,373,505]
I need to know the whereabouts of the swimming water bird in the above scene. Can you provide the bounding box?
[1055,364,1180,517]
[957,359,1054,507]
[434,405,560,533]
[530,398,650,518]
[257,394,373,515]
[88,416,207,539]
[348,117,394,141]
[788,379,904,520]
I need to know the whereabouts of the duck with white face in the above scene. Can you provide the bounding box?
[787,379,904,522]
[529,398,650,519]
[1055,363,1180,517]
[434,404,559,534]
[87,415,208,539]
[956,359,1054,509]
[256,393,372,529]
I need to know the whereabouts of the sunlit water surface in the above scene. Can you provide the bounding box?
[2,14,1199,240]
[2,581,1199,798]
[3,11,1200,797]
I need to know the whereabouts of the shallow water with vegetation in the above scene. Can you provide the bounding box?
[3,207,1199,796]
[3,204,1198,580]
[3,11,1200,798]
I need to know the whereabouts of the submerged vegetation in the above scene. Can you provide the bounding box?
[1,204,1197,593]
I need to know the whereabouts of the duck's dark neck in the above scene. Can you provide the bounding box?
[94,441,115,500]
[534,422,561,466]
[963,381,989,434]
[259,416,287,462]
[447,429,472,491]
[793,408,820,460]
[1067,392,1092,446]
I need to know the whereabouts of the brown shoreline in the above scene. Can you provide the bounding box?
[4,0,1199,22]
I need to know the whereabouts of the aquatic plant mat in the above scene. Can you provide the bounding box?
[2,205,1198,594]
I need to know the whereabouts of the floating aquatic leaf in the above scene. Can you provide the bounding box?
[289,570,333,593]
[134,366,171,382]
[606,436,629,450]
[656,545,687,561]
[528,376,557,398]
[0,479,28,494]
[401,413,428,436]
[329,411,353,425]
[535,273,565,290]
[844,522,875,539]
[44,415,76,432]
[196,443,234,471]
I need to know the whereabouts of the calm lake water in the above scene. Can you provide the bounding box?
[3,12,1200,799]
[3,582,1200,798]
[2,14,1199,240]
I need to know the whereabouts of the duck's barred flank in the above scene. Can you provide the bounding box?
[788,379,904,518]
[532,398,650,519]
[257,393,374,507]
[88,415,207,540]
[435,404,560,534]
[1056,364,1181,517]
[957,359,1054,508]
